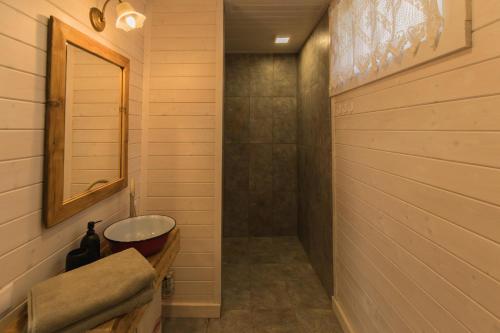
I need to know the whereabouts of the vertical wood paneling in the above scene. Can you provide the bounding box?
[333,6,500,332]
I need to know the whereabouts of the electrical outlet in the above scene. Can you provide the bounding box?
[0,282,13,316]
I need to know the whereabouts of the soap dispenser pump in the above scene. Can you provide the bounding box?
[80,220,102,262]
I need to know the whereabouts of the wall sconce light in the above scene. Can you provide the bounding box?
[90,0,146,32]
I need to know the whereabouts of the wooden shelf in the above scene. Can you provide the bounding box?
[1,227,180,333]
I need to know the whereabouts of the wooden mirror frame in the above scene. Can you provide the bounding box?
[44,17,129,227]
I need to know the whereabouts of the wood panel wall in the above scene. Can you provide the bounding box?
[0,0,145,317]
[332,1,500,332]
[142,0,223,318]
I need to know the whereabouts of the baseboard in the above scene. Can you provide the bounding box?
[162,302,221,318]
[332,296,356,333]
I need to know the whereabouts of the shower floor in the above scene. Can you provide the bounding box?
[164,236,343,332]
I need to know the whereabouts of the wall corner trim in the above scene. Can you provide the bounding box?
[162,302,221,319]
[332,296,356,333]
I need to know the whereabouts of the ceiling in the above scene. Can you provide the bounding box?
[224,0,331,54]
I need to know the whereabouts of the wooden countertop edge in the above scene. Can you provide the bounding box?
[1,227,180,333]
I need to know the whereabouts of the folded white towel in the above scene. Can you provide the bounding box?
[28,248,156,333]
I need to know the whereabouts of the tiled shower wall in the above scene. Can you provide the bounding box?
[297,13,334,296]
[223,54,298,237]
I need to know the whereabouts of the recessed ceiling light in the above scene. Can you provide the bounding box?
[275,36,290,44]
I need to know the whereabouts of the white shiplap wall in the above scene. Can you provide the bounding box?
[332,1,500,332]
[0,0,145,317]
[142,0,223,318]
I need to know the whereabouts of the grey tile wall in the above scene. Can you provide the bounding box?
[297,12,334,296]
[223,54,298,237]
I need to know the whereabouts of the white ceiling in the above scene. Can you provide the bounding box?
[224,0,331,54]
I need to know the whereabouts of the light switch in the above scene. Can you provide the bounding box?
[0,282,13,316]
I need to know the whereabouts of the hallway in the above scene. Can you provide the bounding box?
[164,237,343,332]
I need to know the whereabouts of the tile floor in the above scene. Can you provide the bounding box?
[164,237,343,333]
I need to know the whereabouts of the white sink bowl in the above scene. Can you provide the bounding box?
[104,215,176,256]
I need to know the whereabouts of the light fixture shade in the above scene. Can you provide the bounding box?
[116,1,146,31]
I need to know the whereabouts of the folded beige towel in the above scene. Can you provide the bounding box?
[57,287,154,333]
[28,248,156,333]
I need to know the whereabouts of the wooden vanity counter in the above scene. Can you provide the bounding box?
[1,227,180,333]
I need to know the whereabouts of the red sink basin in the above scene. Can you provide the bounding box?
[104,215,176,257]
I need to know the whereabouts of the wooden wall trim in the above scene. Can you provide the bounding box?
[332,297,356,333]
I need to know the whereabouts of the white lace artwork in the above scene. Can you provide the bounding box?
[331,0,444,91]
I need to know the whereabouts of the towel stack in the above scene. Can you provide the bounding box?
[28,248,156,333]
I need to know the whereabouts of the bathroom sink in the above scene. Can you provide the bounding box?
[104,215,176,257]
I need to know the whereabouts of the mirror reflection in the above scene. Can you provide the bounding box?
[63,44,123,201]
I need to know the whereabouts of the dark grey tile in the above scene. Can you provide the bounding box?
[223,285,251,311]
[295,308,343,333]
[274,241,309,264]
[273,76,297,97]
[250,237,307,265]
[272,144,297,192]
[273,97,297,116]
[296,11,334,298]
[286,277,331,310]
[297,90,314,147]
[208,310,253,333]
[163,317,208,333]
[249,116,273,143]
[220,236,342,333]
[225,54,250,97]
[272,191,298,236]
[309,240,333,296]
[220,270,251,310]
[224,97,249,143]
[249,144,273,192]
[297,149,310,253]
[249,237,274,248]
[223,190,249,237]
[272,97,297,144]
[273,55,297,97]
[223,264,251,293]
[224,143,249,190]
[271,236,302,248]
[250,97,273,119]
[224,53,299,239]
[248,237,279,264]
[251,309,301,333]
[249,191,273,236]
[223,238,250,265]
[250,280,292,310]
[249,54,274,97]
[317,95,332,147]
[274,55,297,79]
[250,263,291,286]
[283,262,319,282]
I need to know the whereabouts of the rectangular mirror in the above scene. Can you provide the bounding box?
[63,45,123,201]
[44,17,129,227]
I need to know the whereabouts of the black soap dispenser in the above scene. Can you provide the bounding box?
[80,220,102,263]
